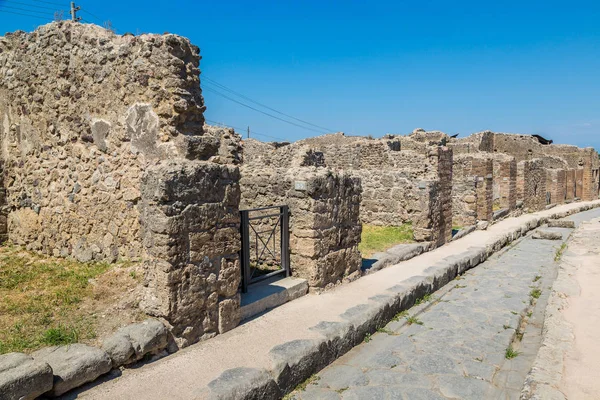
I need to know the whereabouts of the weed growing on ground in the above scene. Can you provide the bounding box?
[511,311,518,315]
[363,333,372,343]
[406,316,423,326]
[516,329,524,341]
[530,289,542,299]
[392,310,408,322]
[527,311,533,318]
[335,388,348,394]
[415,293,433,305]
[289,374,320,395]
[533,275,542,282]
[503,325,512,330]
[505,346,520,359]
[555,243,567,262]
[455,284,467,289]
[377,327,395,335]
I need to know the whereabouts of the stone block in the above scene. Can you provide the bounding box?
[0,352,53,400]
[532,230,563,240]
[547,219,576,229]
[32,344,112,396]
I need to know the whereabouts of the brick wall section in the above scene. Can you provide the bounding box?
[582,152,598,201]
[492,155,517,210]
[139,161,241,348]
[565,169,576,201]
[576,169,584,199]
[452,154,493,227]
[435,147,454,245]
[517,159,547,211]
[546,169,566,205]
[239,166,362,288]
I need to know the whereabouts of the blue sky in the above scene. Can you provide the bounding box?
[1,1,599,148]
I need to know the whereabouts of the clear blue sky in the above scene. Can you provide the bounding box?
[1,1,599,148]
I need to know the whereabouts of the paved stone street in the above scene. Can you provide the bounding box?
[291,209,600,400]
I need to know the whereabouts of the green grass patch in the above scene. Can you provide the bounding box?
[359,224,414,258]
[530,289,542,299]
[555,243,567,262]
[405,316,423,325]
[0,244,137,354]
[505,346,520,359]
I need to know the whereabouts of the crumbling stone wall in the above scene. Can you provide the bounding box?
[242,133,453,245]
[491,154,517,211]
[0,22,246,348]
[566,169,576,201]
[517,159,547,211]
[546,169,566,205]
[239,166,362,288]
[139,161,241,347]
[0,22,231,261]
[452,154,493,226]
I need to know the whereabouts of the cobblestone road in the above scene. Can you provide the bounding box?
[289,216,595,400]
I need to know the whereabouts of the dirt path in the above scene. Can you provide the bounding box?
[561,219,600,399]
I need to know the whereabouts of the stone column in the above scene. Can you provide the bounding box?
[139,160,241,348]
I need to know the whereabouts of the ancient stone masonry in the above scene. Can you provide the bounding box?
[452,154,493,227]
[0,21,228,262]
[0,22,247,348]
[242,131,453,246]
[491,154,517,211]
[139,161,241,347]
[517,159,547,211]
[239,165,362,288]
[546,168,566,205]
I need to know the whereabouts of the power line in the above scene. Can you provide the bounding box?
[30,0,65,6]
[0,8,52,19]
[80,7,103,22]
[205,119,286,142]
[0,4,55,15]
[3,0,62,11]
[202,86,326,135]
[202,75,334,133]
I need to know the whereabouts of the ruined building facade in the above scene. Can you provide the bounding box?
[1,22,599,348]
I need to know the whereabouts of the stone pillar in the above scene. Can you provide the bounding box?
[139,160,241,348]
[582,155,597,201]
[435,147,453,246]
[575,168,584,199]
[492,156,517,210]
[452,154,492,227]
[566,169,576,201]
[517,159,547,211]
[288,170,362,288]
[546,169,566,205]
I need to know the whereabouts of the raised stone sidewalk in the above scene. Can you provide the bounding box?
[74,200,600,400]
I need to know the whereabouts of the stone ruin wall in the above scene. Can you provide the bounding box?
[491,154,517,211]
[451,154,493,227]
[0,21,224,261]
[239,163,362,289]
[0,22,247,347]
[517,159,547,211]
[241,133,453,246]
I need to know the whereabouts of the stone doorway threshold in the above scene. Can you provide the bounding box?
[240,276,309,321]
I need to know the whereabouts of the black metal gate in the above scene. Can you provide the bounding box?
[240,205,290,293]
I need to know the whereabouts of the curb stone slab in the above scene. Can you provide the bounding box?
[547,219,576,229]
[102,319,168,368]
[0,352,53,400]
[32,344,112,397]
[532,230,562,240]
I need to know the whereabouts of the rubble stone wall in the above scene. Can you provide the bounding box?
[566,169,576,201]
[242,134,453,245]
[546,169,566,205]
[139,161,241,347]
[452,154,493,227]
[517,159,547,211]
[0,22,228,261]
[239,166,362,288]
[492,155,517,211]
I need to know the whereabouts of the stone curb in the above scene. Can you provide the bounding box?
[205,202,600,400]
[0,319,168,399]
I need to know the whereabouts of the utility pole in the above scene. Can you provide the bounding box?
[247,126,250,139]
[70,2,81,22]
